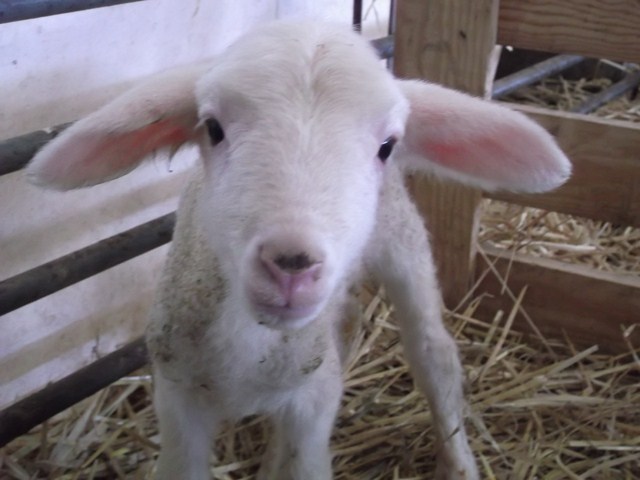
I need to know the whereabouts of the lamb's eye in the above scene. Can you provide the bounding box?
[205,118,225,145]
[378,136,397,162]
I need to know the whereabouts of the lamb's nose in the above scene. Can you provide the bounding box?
[258,237,324,301]
[260,250,322,298]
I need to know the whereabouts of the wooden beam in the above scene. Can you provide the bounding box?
[393,0,499,93]
[475,247,640,353]
[489,105,640,227]
[394,0,499,306]
[498,0,640,64]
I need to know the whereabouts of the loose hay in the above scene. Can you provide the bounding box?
[480,202,640,277]
[2,64,640,479]
[501,63,640,124]
[2,284,639,479]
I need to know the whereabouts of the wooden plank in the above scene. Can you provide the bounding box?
[394,0,498,307]
[475,247,640,353]
[489,105,640,227]
[393,0,499,94]
[498,0,640,64]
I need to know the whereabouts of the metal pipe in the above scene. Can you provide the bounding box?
[0,0,145,24]
[492,54,586,99]
[0,337,148,447]
[570,69,640,114]
[388,0,396,36]
[0,213,175,316]
[371,35,394,60]
[0,122,70,176]
[352,0,363,32]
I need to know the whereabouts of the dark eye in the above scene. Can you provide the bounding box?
[377,136,396,162]
[205,118,225,145]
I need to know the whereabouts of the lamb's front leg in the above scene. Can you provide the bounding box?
[257,364,342,480]
[153,373,219,480]
[383,275,477,480]
[367,171,478,479]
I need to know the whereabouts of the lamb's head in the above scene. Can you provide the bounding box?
[26,21,571,331]
[191,24,408,329]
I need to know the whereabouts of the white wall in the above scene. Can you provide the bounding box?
[0,0,390,409]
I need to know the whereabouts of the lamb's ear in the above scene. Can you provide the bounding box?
[396,80,571,193]
[27,63,211,190]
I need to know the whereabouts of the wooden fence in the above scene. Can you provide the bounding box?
[394,0,640,352]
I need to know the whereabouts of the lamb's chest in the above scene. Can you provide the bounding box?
[148,309,336,414]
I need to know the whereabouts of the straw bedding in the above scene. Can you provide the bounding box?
[1,67,639,479]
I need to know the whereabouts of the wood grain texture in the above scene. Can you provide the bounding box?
[394,0,499,94]
[394,0,499,306]
[476,247,640,353]
[489,105,640,227]
[498,0,640,63]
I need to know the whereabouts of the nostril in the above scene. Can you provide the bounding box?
[274,253,315,273]
[254,237,327,309]
[264,252,321,283]
[257,235,326,292]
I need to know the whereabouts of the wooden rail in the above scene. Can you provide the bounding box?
[476,247,640,352]
[498,0,640,63]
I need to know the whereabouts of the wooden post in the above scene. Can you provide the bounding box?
[393,0,499,307]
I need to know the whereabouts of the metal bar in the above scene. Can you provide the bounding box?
[570,69,640,114]
[0,213,175,316]
[0,337,148,447]
[0,0,145,24]
[0,122,70,176]
[492,54,586,99]
[352,0,362,31]
[371,35,394,60]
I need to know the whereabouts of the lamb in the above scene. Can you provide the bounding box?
[27,21,571,480]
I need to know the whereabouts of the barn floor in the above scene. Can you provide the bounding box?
[1,67,639,479]
[1,282,639,479]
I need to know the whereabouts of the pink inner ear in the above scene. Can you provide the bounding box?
[121,120,191,159]
[426,140,480,170]
[398,80,571,192]
[407,98,529,184]
[35,119,194,189]
[423,135,517,176]
[414,120,557,190]
[82,119,192,180]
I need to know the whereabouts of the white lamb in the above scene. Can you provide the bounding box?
[27,21,571,480]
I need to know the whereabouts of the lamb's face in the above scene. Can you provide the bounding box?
[194,23,408,330]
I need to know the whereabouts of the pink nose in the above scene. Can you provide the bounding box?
[260,249,323,303]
